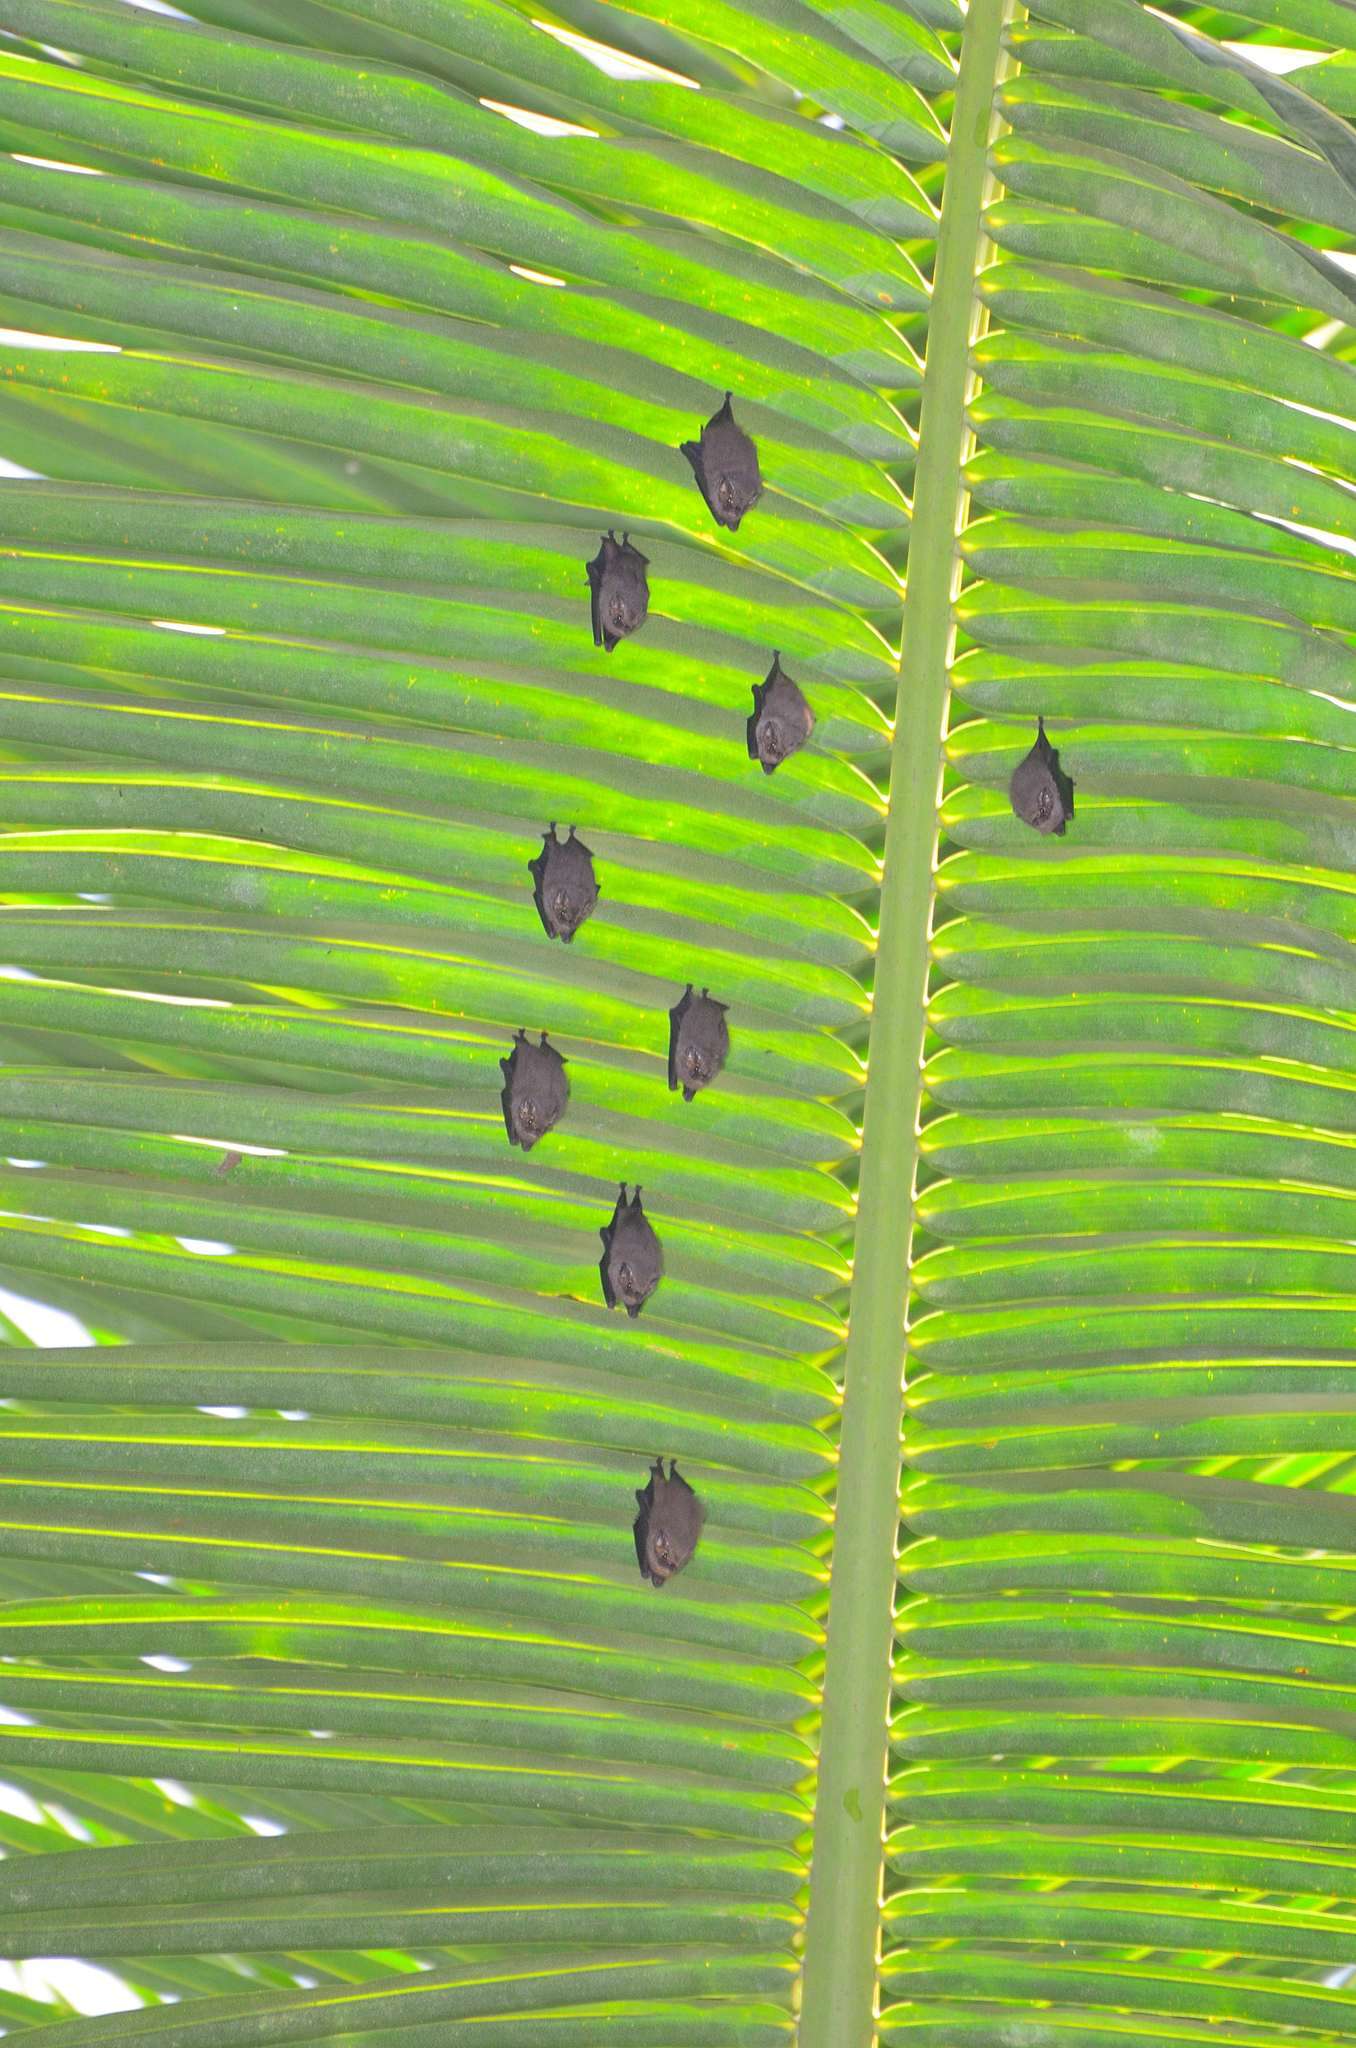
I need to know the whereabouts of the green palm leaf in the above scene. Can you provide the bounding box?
[0,0,1351,2041]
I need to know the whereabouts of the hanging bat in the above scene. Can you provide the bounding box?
[633,1456,704,1586]
[586,529,649,652]
[599,1183,663,1318]
[668,985,729,1101]
[1009,717,1074,836]
[748,652,814,774]
[681,392,762,532]
[499,1029,569,1150]
[529,822,598,942]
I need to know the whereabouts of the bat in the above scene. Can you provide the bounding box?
[681,392,762,532]
[747,652,814,774]
[599,1182,663,1319]
[586,529,649,652]
[668,985,729,1101]
[1009,717,1074,836]
[633,1456,704,1586]
[529,822,598,942]
[499,1029,569,1150]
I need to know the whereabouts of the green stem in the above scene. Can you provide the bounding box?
[797,4,1011,2041]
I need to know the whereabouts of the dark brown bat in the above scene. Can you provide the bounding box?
[499,1029,569,1151]
[668,985,729,1101]
[528,823,598,943]
[681,392,762,532]
[1009,717,1074,836]
[633,1456,704,1586]
[586,529,649,652]
[599,1183,663,1319]
[747,652,814,774]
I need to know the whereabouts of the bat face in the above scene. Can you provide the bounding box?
[680,392,762,532]
[747,652,814,774]
[633,1456,704,1586]
[528,823,598,942]
[1009,717,1074,836]
[499,1029,569,1150]
[599,1183,663,1319]
[668,984,729,1101]
[586,529,649,652]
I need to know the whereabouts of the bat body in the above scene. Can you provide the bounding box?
[633,1456,704,1586]
[668,985,729,1101]
[1010,717,1074,835]
[529,823,598,942]
[586,530,649,651]
[748,652,814,774]
[499,1029,569,1150]
[681,392,762,531]
[599,1183,663,1318]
